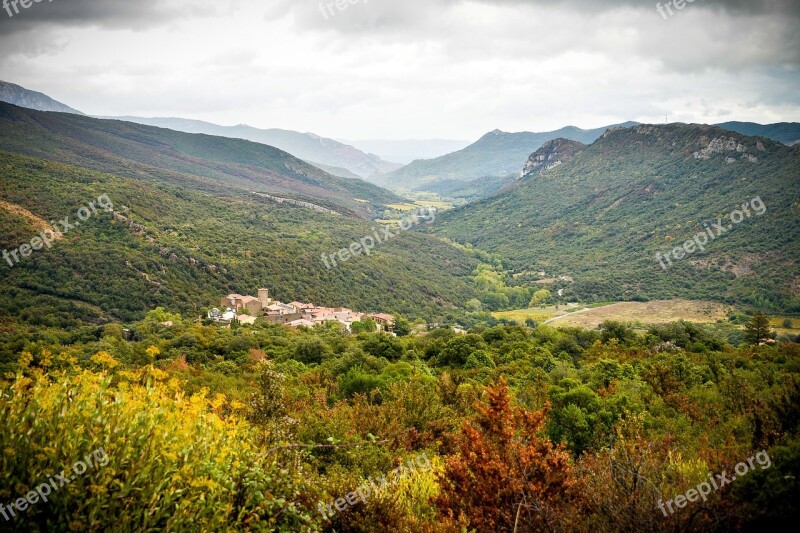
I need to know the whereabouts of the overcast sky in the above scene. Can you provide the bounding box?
[0,0,798,141]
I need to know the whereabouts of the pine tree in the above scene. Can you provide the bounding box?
[745,312,772,345]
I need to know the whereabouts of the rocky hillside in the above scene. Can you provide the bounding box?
[0,80,84,115]
[432,123,800,311]
[522,138,587,177]
[377,122,637,191]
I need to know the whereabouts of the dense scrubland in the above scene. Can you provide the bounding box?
[2,311,798,531]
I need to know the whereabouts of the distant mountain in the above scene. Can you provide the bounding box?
[433,123,800,310]
[378,122,638,191]
[99,116,402,180]
[0,80,84,115]
[344,139,472,164]
[305,161,363,180]
[0,103,400,218]
[715,121,800,146]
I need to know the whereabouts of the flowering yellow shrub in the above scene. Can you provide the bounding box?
[0,370,319,531]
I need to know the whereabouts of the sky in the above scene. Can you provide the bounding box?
[0,0,798,141]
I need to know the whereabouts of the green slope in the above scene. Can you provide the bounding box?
[0,103,400,218]
[0,151,478,326]
[100,116,403,178]
[378,122,638,190]
[432,123,800,311]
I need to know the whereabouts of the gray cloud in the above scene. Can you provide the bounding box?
[268,0,800,33]
[0,0,231,35]
[0,0,797,139]
[267,0,800,75]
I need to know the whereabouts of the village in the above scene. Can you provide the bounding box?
[207,288,397,333]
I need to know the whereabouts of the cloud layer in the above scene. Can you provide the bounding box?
[0,0,797,140]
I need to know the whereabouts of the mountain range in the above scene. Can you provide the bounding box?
[2,80,799,321]
[716,121,800,146]
[0,103,398,218]
[0,103,479,324]
[432,123,800,311]
[376,122,639,191]
[377,120,800,198]
[0,81,406,181]
[98,116,404,180]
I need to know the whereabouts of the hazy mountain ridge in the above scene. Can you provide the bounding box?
[0,80,84,115]
[99,116,403,179]
[433,123,800,310]
[716,121,800,146]
[0,103,401,218]
[378,122,639,190]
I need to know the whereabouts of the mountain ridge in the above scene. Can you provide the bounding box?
[0,80,84,115]
[432,123,800,310]
[378,121,639,191]
[0,103,400,218]
[98,115,403,180]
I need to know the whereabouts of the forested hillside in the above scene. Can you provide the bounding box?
[433,124,800,311]
[0,151,478,326]
[0,103,399,218]
[378,122,637,190]
[100,116,403,179]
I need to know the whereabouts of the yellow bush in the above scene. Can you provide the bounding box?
[0,370,319,531]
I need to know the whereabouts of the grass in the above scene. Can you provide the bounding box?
[543,300,732,329]
[770,316,799,335]
[492,306,560,323]
[385,203,419,211]
[416,200,453,210]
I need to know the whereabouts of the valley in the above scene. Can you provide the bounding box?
[1,10,799,526]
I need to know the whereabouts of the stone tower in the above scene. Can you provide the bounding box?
[258,288,271,307]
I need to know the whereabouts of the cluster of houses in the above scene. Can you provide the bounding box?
[207,288,396,333]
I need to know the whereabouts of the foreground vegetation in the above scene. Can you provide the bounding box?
[2,311,798,531]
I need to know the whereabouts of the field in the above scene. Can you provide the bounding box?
[770,316,800,336]
[492,305,574,324]
[415,200,452,210]
[542,299,733,329]
[385,203,419,211]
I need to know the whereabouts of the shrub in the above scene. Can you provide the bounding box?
[0,368,318,531]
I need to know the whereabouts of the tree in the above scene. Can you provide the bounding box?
[293,337,332,365]
[393,317,411,337]
[437,334,488,367]
[435,379,585,532]
[362,333,404,361]
[745,312,772,345]
[529,289,552,308]
[362,317,378,332]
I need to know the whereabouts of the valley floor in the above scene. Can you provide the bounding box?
[493,299,745,329]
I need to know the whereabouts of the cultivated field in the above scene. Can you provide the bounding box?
[542,299,733,329]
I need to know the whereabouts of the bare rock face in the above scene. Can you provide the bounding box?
[693,136,758,163]
[522,138,587,177]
